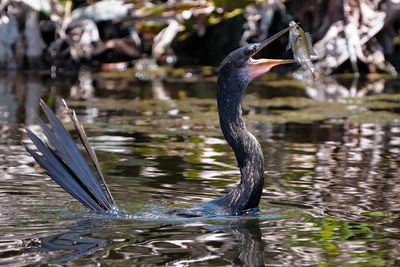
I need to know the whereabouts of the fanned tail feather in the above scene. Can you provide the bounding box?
[25,100,117,213]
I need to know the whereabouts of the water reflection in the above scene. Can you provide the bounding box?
[296,74,387,101]
[69,72,95,100]
[210,219,265,266]
[0,72,46,124]
[19,217,266,266]
[264,121,400,221]
[27,219,111,264]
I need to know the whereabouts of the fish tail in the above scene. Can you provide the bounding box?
[304,61,317,80]
[25,100,117,213]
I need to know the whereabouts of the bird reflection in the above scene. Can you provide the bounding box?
[24,218,265,266]
[183,218,266,266]
[26,219,111,264]
[228,219,265,267]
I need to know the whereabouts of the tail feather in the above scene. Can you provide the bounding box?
[25,100,116,213]
[62,100,115,206]
[25,131,104,211]
[36,108,111,210]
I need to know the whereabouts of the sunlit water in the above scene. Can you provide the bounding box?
[0,71,400,266]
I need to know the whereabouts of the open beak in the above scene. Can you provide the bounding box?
[248,26,295,78]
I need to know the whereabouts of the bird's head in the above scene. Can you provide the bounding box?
[220,26,294,83]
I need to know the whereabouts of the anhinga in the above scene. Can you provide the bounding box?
[25,26,294,218]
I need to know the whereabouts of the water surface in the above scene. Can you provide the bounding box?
[0,72,400,266]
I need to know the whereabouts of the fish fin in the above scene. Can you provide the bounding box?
[304,32,318,59]
[292,34,300,43]
[311,68,317,80]
[305,32,313,46]
[286,41,292,51]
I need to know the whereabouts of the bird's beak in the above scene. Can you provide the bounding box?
[248,26,295,79]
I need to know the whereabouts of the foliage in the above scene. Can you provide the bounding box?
[0,0,398,74]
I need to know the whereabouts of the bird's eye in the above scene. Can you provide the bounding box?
[247,45,258,56]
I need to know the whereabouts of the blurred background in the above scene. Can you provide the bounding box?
[0,0,399,74]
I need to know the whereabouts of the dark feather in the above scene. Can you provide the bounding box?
[25,100,117,213]
[62,99,115,206]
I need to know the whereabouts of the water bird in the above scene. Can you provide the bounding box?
[25,27,294,218]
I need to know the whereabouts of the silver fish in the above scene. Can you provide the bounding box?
[287,21,317,79]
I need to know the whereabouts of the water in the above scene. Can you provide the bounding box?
[0,71,400,266]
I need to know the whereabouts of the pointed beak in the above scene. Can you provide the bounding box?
[248,26,295,78]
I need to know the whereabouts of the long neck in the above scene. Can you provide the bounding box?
[215,67,264,214]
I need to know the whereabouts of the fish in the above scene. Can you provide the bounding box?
[286,21,317,80]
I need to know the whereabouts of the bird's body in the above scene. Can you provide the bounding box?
[26,27,294,218]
